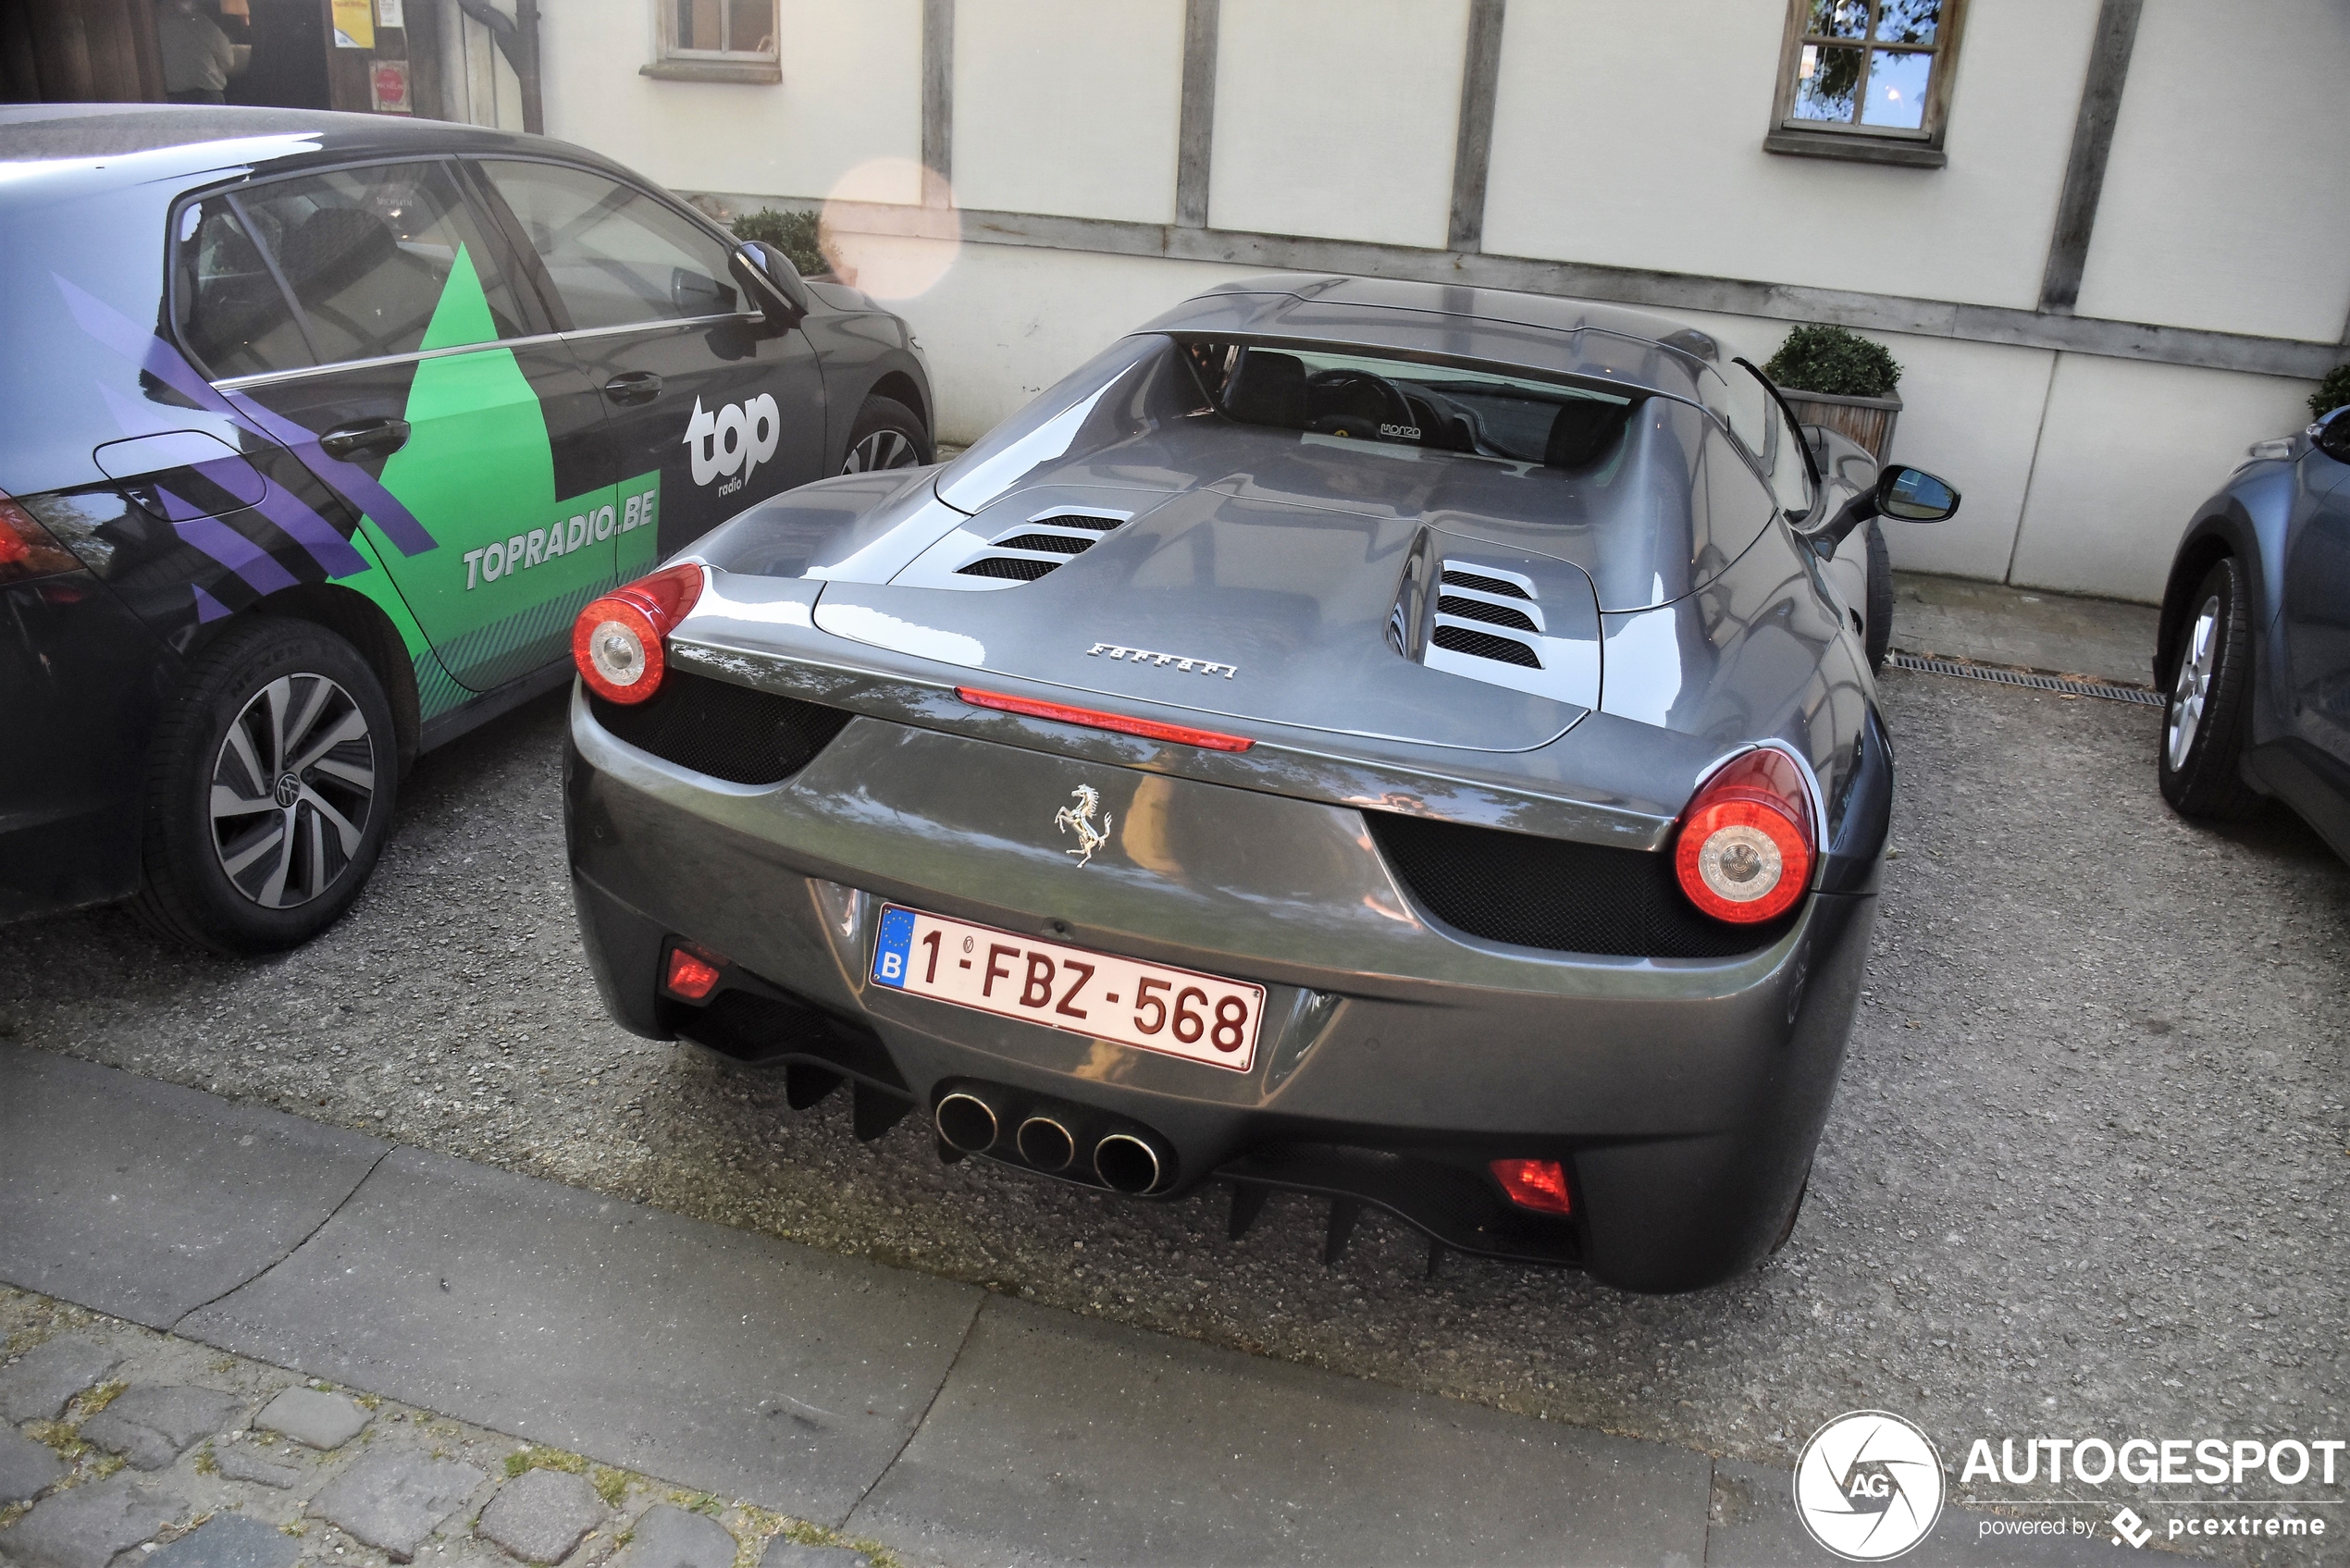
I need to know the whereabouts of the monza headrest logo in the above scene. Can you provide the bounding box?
[1795,1410,1947,1561]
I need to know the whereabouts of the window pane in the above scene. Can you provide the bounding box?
[481,160,739,332]
[177,198,310,378]
[675,0,720,49]
[1874,0,1939,44]
[237,162,526,365]
[1791,44,1862,122]
[1805,0,1869,40]
[726,0,773,55]
[1861,48,1931,129]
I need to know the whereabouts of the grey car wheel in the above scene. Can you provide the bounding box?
[134,617,398,952]
[839,394,931,475]
[2157,556,2262,821]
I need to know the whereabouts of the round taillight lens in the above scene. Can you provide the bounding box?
[1674,748,1815,924]
[572,562,704,706]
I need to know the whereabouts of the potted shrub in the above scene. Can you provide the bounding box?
[730,206,829,280]
[2309,364,2350,421]
[1763,324,1903,463]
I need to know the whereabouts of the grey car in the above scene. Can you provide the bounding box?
[2157,403,2350,860]
[560,276,1958,1292]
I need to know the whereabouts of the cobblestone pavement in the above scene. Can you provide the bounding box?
[0,1290,892,1568]
[1,664,2344,1555]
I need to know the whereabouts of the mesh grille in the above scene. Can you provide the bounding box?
[1033,512,1124,532]
[1438,595,1539,633]
[1366,811,1795,958]
[993,533,1095,556]
[1433,623,1541,668]
[588,669,851,785]
[957,556,1059,581]
[1440,569,1531,600]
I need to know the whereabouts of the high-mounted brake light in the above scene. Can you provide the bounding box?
[1490,1158,1573,1216]
[955,686,1255,752]
[1673,747,1815,924]
[573,562,705,705]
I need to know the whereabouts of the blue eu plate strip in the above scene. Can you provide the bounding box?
[872,905,917,988]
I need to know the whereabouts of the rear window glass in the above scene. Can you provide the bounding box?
[1183,340,1635,469]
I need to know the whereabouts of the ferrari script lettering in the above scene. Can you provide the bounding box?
[1085,642,1238,678]
[685,394,781,489]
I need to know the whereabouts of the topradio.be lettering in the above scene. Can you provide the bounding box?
[463,484,660,590]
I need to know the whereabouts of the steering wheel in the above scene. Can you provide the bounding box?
[1305,370,1415,438]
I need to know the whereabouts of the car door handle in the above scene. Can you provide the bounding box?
[318,418,410,461]
[604,372,663,405]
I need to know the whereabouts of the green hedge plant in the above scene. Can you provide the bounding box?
[1763,324,1903,400]
[2309,364,2350,422]
[731,207,827,279]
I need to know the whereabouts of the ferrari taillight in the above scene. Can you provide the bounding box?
[1673,747,1815,924]
[573,562,705,705]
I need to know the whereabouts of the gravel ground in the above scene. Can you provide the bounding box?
[2,666,2344,1544]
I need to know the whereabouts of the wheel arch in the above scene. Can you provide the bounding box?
[198,585,423,777]
[866,368,931,440]
[2155,519,2250,691]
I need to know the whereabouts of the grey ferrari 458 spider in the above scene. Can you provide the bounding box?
[561,275,1958,1292]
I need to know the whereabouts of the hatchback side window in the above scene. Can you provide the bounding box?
[233,161,528,366]
[478,160,740,332]
[174,197,312,379]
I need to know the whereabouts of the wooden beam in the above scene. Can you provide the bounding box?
[2038,0,2143,314]
[921,0,952,196]
[1447,0,1506,253]
[1174,0,1219,230]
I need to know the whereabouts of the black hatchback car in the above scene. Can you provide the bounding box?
[0,105,932,949]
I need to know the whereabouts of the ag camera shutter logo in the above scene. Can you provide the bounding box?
[684,394,781,494]
[1794,1411,1946,1561]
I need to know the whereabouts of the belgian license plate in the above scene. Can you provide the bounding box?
[870,904,1265,1072]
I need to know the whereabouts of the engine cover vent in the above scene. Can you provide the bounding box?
[1433,623,1542,668]
[903,503,1137,590]
[1388,535,1600,709]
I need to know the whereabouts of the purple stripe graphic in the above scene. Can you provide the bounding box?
[169,506,303,596]
[192,584,233,623]
[54,276,439,559]
[191,453,268,509]
[250,479,370,579]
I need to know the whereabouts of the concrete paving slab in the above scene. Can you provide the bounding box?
[144,1513,301,1568]
[0,1045,388,1330]
[1703,1457,2110,1566]
[254,1387,369,1451]
[474,1467,604,1564]
[609,1505,736,1568]
[179,1148,983,1525]
[847,1296,1710,1567]
[212,1439,306,1488]
[1889,572,2158,687]
[0,1338,124,1424]
[79,1384,244,1471]
[307,1446,489,1563]
[0,1427,67,1506]
[0,1475,184,1568]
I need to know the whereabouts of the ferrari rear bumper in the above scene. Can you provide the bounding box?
[563,688,1879,1292]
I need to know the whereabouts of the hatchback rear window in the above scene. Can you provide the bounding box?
[1182,340,1635,469]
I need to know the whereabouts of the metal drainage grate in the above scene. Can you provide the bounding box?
[1887,651,2164,707]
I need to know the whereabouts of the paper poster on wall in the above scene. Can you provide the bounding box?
[329,0,374,48]
[377,0,404,28]
[370,57,411,112]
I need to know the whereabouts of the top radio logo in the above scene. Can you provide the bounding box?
[685,394,781,494]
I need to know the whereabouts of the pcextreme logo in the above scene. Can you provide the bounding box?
[685,394,781,495]
[1794,1411,1947,1562]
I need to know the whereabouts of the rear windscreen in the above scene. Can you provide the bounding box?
[1181,340,1636,470]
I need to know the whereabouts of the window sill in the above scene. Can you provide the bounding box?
[1762,128,1945,169]
[640,58,781,84]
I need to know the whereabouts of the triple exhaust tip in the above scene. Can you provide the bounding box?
[933,1093,1163,1193]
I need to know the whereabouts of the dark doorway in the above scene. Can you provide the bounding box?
[226,0,328,109]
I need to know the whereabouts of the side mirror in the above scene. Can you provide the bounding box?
[1879,464,1960,522]
[1805,463,1960,556]
[732,241,811,327]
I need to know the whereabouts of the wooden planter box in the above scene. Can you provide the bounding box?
[1780,388,1902,463]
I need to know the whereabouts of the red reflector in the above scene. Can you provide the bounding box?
[1490,1158,1573,1216]
[663,945,724,1001]
[956,686,1254,752]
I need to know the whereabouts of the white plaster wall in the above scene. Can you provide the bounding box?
[884,247,1259,444]
[952,0,1184,224]
[1481,0,2099,310]
[2009,356,2316,602]
[2071,0,2350,342]
[1206,0,1470,249]
[538,0,922,206]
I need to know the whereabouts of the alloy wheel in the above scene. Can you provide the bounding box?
[208,673,377,908]
[842,429,920,474]
[2166,595,2219,772]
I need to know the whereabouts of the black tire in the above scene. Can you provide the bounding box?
[838,395,931,475]
[2158,556,2263,821]
[132,617,398,953]
[1863,517,1895,671]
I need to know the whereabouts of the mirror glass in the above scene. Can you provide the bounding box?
[1881,465,1959,521]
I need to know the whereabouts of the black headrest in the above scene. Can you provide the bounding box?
[1544,398,1627,470]
[1223,349,1305,429]
[277,206,400,297]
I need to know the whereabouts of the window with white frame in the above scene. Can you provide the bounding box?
[1767,0,1966,167]
[644,0,779,83]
